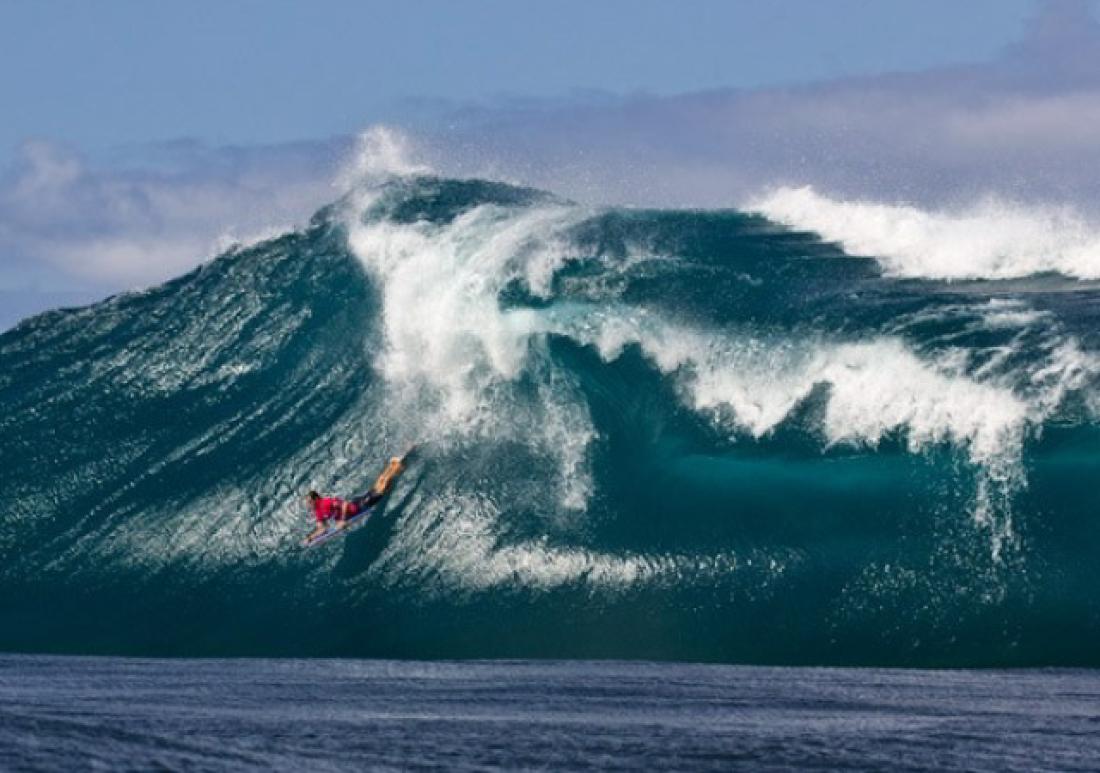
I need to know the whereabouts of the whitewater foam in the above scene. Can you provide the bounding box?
[370,488,792,596]
[345,187,600,509]
[561,311,1030,470]
[978,299,1050,330]
[753,186,1100,280]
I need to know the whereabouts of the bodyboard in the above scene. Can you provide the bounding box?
[301,506,375,548]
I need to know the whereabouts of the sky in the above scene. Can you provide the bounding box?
[0,0,1034,161]
[0,0,1096,329]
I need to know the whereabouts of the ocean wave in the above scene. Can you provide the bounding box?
[3,170,1100,664]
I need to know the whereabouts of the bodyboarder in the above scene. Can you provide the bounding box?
[304,452,408,543]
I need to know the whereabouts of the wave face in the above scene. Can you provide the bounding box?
[3,175,1100,666]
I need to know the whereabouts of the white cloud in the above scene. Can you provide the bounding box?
[0,137,346,290]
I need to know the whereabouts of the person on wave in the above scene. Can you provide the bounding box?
[305,454,407,542]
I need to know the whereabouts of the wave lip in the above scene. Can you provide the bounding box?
[752,186,1100,280]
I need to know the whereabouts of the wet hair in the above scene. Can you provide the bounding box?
[307,490,320,501]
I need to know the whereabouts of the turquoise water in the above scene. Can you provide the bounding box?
[2,176,1099,665]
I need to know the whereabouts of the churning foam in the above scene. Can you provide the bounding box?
[345,185,598,509]
[753,186,1100,280]
[571,312,1030,471]
[368,489,790,596]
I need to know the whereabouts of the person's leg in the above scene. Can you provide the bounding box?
[340,457,405,519]
[370,457,404,495]
[350,491,382,512]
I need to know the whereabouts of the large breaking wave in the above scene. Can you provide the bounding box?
[3,157,1100,665]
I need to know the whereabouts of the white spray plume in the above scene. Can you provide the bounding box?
[338,126,433,191]
[753,186,1100,280]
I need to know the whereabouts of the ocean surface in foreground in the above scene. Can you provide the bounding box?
[1,656,1097,772]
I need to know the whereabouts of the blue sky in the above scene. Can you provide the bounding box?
[1,0,1035,163]
[2,0,1098,329]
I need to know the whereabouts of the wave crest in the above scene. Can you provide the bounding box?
[753,186,1100,280]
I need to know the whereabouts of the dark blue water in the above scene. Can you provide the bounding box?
[1,656,1097,772]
